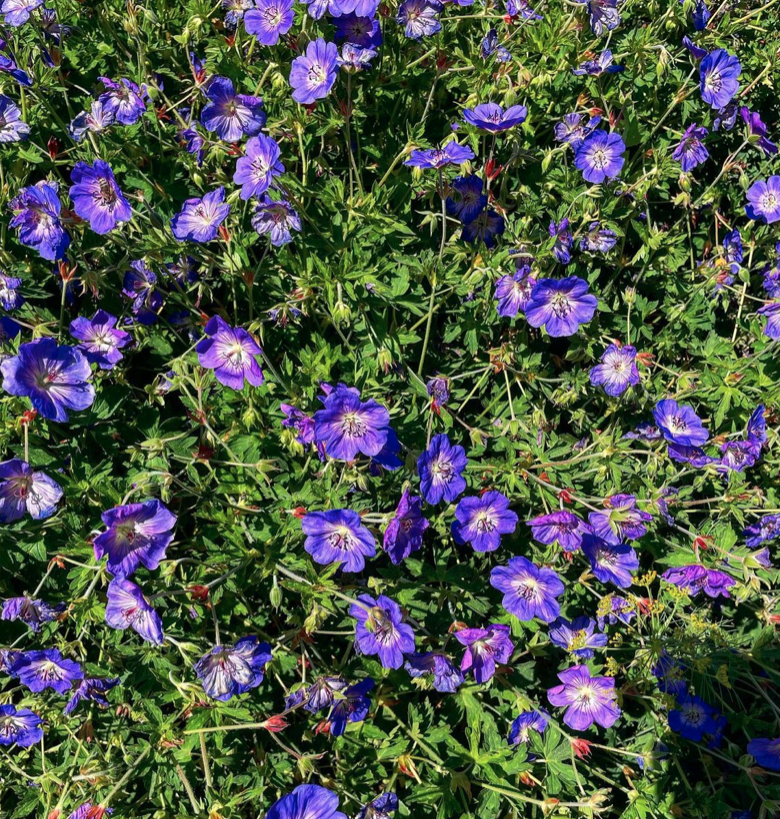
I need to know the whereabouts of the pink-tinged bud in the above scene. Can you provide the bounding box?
[262,714,289,732]
[571,738,593,759]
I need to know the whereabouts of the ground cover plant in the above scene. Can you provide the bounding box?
[1,0,780,817]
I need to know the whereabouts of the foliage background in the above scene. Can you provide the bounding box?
[1,0,780,817]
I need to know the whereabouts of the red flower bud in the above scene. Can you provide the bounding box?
[262,714,289,732]
[571,738,593,759]
[189,585,209,602]
[47,137,59,160]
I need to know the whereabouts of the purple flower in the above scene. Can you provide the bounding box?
[244,0,294,45]
[1,338,94,422]
[196,316,264,390]
[652,651,687,696]
[338,42,377,71]
[357,793,397,819]
[171,187,230,243]
[700,49,741,109]
[572,49,624,76]
[334,14,382,47]
[123,260,163,324]
[93,499,177,578]
[623,422,661,442]
[669,695,717,741]
[662,565,735,598]
[69,160,132,235]
[299,0,341,19]
[588,494,652,545]
[703,568,736,598]
[0,316,21,342]
[396,0,442,39]
[748,738,780,772]
[0,94,28,142]
[266,785,346,819]
[505,0,541,18]
[574,130,626,184]
[550,616,608,659]
[747,404,767,450]
[673,123,709,171]
[452,491,518,553]
[555,113,601,149]
[481,29,511,61]
[462,102,527,132]
[741,107,777,155]
[383,490,429,564]
[66,803,112,819]
[177,120,205,167]
[404,652,463,692]
[495,268,536,318]
[350,594,415,669]
[289,39,339,104]
[405,141,475,169]
[746,176,780,224]
[8,181,70,260]
[426,375,450,410]
[97,77,147,125]
[298,676,347,712]
[446,175,487,224]
[1,0,42,26]
[590,344,639,396]
[0,705,43,747]
[328,677,373,736]
[583,0,620,35]
[689,0,709,29]
[549,219,573,264]
[682,35,707,60]
[490,556,564,623]
[223,0,252,27]
[714,101,738,131]
[234,134,284,200]
[667,443,714,467]
[281,404,315,445]
[455,623,514,683]
[597,595,635,629]
[526,509,589,552]
[580,221,617,253]
[69,310,131,370]
[251,195,301,246]
[64,677,120,716]
[1,596,64,631]
[11,648,83,694]
[105,578,164,643]
[653,399,709,446]
[417,433,468,504]
[337,0,381,17]
[314,383,391,461]
[0,53,31,86]
[509,710,548,747]
[525,276,598,337]
[0,459,62,522]
[744,514,780,547]
[461,208,505,248]
[201,77,265,141]
[0,273,23,311]
[195,636,273,700]
[582,533,639,588]
[547,665,620,730]
[759,302,780,340]
[718,440,759,474]
[301,508,376,571]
